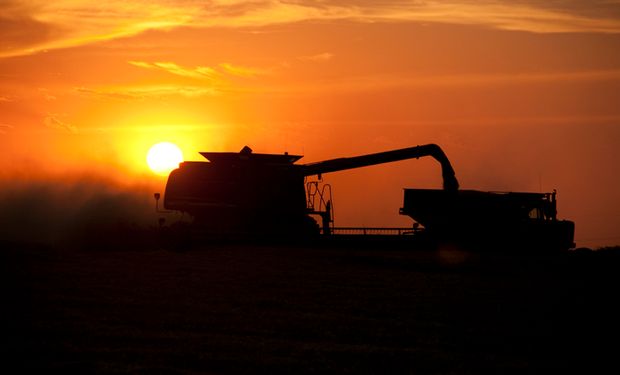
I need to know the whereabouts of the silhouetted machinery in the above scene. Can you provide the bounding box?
[162,145,575,250]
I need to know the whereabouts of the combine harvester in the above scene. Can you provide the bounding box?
[158,145,575,251]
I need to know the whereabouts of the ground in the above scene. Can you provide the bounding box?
[2,241,619,374]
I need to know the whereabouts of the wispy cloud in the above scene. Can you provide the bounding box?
[378,2,620,33]
[128,61,220,80]
[218,63,268,77]
[44,114,78,133]
[0,1,193,57]
[124,85,219,98]
[75,85,219,100]
[123,61,232,98]
[38,88,57,101]
[75,87,142,101]
[266,68,620,94]
[77,123,226,134]
[0,124,14,134]
[129,60,268,81]
[399,68,620,88]
[298,52,333,62]
[2,1,619,57]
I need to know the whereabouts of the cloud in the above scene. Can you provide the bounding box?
[129,60,267,79]
[272,68,620,93]
[126,61,152,69]
[127,85,219,97]
[75,85,218,100]
[218,63,268,77]
[38,88,57,101]
[75,87,143,101]
[0,2,59,55]
[298,52,334,62]
[183,1,620,35]
[2,1,619,57]
[389,1,620,33]
[44,114,78,133]
[0,0,196,57]
[0,124,14,134]
[128,61,220,80]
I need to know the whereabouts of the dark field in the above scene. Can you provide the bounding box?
[2,242,619,374]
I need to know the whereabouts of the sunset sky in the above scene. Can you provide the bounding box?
[1,1,619,247]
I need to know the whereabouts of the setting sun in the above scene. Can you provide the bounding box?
[147,142,184,175]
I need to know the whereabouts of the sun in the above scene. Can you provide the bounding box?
[147,142,184,175]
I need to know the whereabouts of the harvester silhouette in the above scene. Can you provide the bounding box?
[159,144,575,250]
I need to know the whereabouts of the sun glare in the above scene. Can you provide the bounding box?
[147,142,184,175]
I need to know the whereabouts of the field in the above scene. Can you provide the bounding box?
[2,241,619,374]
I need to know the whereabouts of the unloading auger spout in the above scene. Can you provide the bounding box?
[301,144,459,191]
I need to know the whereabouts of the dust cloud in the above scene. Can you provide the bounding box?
[0,175,160,249]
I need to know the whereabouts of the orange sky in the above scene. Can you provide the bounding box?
[1,1,620,247]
